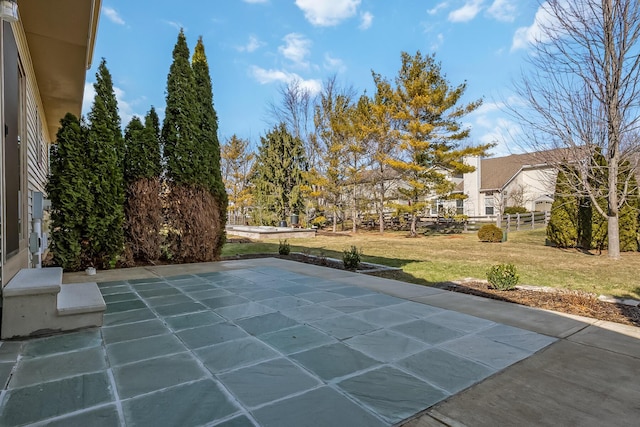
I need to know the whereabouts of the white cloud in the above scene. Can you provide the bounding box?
[448,0,484,23]
[102,6,125,25]
[278,33,312,67]
[431,33,445,51]
[487,0,517,22]
[359,11,373,30]
[428,2,449,15]
[469,99,522,155]
[82,82,144,128]
[249,66,322,94]
[237,35,264,53]
[295,0,361,26]
[82,82,96,117]
[164,20,185,32]
[323,53,346,73]
[511,2,554,51]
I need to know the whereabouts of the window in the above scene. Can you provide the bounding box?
[485,196,494,215]
[456,199,464,215]
[431,199,444,215]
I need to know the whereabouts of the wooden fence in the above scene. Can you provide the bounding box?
[465,211,550,232]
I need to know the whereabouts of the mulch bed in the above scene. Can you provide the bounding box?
[438,281,640,328]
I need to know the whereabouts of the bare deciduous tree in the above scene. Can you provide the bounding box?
[511,0,640,259]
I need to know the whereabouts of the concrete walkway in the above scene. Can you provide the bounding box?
[0,258,638,426]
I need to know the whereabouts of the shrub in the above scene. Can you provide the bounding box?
[278,239,291,255]
[504,206,528,215]
[478,224,503,242]
[124,177,163,263]
[343,245,361,270]
[165,184,224,263]
[487,263,519,290]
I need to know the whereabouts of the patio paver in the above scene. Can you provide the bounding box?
[0,261,565,426]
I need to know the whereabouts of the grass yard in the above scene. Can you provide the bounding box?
[222,228,640,300]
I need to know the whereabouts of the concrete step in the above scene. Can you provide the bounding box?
[2,267,62,297]
[2,268,106,339]
[57,283,106,316]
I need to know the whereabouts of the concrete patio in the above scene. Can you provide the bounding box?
[0,258,638,426]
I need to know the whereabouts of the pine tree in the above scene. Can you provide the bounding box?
[162,29,200,186]
[47,113,91,271]
[86,58,124,268]
[378,51,491,236]
[252,123,308,225]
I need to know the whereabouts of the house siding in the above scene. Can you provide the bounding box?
[2,20,52,285]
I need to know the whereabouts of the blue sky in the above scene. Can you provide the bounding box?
[84,0,547,156]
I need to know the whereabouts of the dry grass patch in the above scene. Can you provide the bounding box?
[222,228,640,300]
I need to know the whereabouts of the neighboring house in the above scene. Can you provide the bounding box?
[463,151,558,217]
[327,151,559,225]
[1,1,101,285]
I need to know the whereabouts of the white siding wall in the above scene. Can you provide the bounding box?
[463,156,482,216]
[13,20,52,268]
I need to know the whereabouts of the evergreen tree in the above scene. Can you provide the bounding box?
[47,113,91,271]
[123,108,162,183]
[86,58,124,268]
[142,107,162,178]
[123,117,145,184]
[192,35,228,231]
[162,29,200,186]
[252,123,308,225]
[192,38,224,192]
[377,51,491,236]
[162,30,226,261]
[122,108,163,263]
[547,167,579,247]
[547,156,639,252]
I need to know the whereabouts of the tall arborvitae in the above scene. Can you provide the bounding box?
[252,123,308,225]
[47,113,91,271]
[143,106,162,177]
[86,58,124,268]
[548,156,640,252]
[124,109,162,183]
[123,117,145,184]
[162,29,200,186]
[123,108,163,264]
[162,30,225,261]
[547,167,579,247]
[192,36,228,226]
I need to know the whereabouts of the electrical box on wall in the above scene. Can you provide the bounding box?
[33,191,50,220]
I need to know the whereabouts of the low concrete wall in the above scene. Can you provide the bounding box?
[226,225,317,240]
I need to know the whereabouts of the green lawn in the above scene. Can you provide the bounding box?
[222,228,640,300]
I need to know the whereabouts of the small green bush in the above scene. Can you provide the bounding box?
[343,245,361,270]
[478,224,503,242]
[504,206,528,215]
[487,263,519,290]
[278,239,290,255]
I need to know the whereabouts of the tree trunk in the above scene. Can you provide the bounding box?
[378,190,385,234]
[410,213,418,237]
[352,184,357,234]
[607,151,621,259]
[332,208,337,233]
[607,214,620,259]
